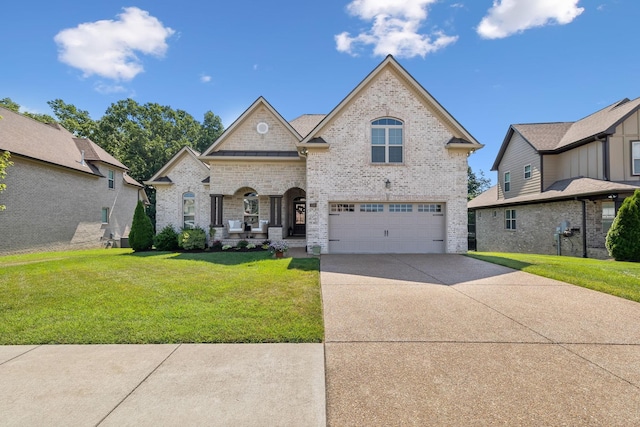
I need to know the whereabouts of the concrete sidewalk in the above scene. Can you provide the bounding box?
[322,254,640,426]
[0,344,325,426]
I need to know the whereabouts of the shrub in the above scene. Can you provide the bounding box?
[606,189,640,261]
[154,225,179,251]
[178,226,207,251]
[236,240,249,249]
[210,240,223,251]
[222,244,232,251]
[129,201,154,252]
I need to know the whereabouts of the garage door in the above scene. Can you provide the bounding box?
[328,202,446,253]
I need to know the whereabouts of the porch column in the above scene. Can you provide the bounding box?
[210,194,224,227]
[269,195,283,227]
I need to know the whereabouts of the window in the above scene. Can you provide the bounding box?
[371,118,403,163]
[602,201,616,233]
[389,204,413,212]
[505,209,516,230]
[504,171,511,192]
[183,192,195,229]
[243,192,259,227]
[108,170,115,189]
[360,204,384,212]
[330,203,355,212]
[418,204,442,212]
[633,141,640,175]
[524,165,532,180]
[101,207,109,224]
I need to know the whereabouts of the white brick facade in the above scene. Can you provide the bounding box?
[149,56,481,253]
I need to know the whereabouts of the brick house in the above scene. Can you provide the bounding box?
[469,98,640,258]
[146,55,483,254]
[0,107,147,254]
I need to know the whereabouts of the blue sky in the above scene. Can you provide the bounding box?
[1,0,637,182]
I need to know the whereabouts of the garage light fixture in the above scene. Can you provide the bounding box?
[385,179,391,189]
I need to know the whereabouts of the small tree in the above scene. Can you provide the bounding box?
[606,189,640,262]
[0,150,12,211]
[129,201,154,251]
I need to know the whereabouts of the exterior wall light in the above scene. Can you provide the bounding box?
[385,179,391,189]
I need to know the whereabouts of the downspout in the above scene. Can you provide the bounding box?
[579,198,588,258]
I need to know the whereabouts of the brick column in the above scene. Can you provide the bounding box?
[210,194,224,227]
[269,195,283,227]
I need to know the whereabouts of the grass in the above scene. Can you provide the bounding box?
[466,252,640,302]
[0,249,323,345]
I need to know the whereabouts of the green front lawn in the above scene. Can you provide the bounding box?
[0,249,323,344]
[466,252,640,302]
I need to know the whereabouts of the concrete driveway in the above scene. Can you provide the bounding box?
[322,254,640,426]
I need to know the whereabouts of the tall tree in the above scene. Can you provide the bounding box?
[96,99,206,183]
[468,166,491,200]
[47,99,97,138]
[197,110,224,153]
[0,98,55,123]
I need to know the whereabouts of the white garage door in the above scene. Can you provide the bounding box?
[328,202,446,253]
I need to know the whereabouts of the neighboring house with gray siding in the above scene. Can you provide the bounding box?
[0,107,147,254]
[147,55,483,254]
[469,98,640,258]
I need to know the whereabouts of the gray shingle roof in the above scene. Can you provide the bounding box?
[468,178,640,209]
[0,107,126,174]
[289,114,325,138]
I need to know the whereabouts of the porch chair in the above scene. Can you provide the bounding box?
[228,220,244,235]
[251,220,269,234]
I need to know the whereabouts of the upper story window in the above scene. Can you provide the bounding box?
[504,171,511,192]
[371,118,403,164]
[183,192,195,229]
[632,141,640,175]
[108,170,115,189]
[243,192,259,227]
[524,165,532,180]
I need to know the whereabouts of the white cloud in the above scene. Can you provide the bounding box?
[477,0,584,39]
[335,0,458,58]
[200,74,212,83]
[93,82,127,94]
[54,7,175,81]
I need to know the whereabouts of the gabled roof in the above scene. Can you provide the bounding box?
[144,146,208,184]
[0,106,126,174]
[493,97,640,170]
[201,97,303,156]
[289,114,326,138]
[468,177,640,209]
[300,55,482,150]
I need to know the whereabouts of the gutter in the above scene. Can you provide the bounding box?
[577,198,588,258]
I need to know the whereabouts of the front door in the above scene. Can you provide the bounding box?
[293,201,306,236]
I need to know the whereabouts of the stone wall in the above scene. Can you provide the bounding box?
[474,199,612,259]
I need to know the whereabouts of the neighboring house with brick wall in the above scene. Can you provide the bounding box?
[469,98,640,258]
[146,55,483,254]
[0,107,147,254]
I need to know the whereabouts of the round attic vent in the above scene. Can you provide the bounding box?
[256,122,269,134]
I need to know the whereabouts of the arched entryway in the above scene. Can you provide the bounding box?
[284,188,306,237]
[292,196,306,236]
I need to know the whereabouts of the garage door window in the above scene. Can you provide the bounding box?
[371,118,403,164]
[360,204,384,212]
[330,203,355,212]
[389,204,413,212]
[418,204,442,212]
